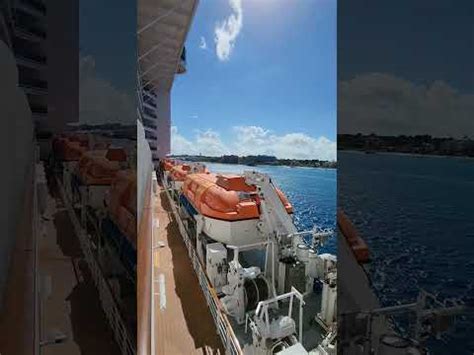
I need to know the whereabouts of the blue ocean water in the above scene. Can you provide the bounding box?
[204,163,337,254]
[339,151,474,354]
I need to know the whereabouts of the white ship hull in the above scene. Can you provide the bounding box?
[198,215,264,246]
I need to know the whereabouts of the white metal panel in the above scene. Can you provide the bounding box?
[138,0,198,91]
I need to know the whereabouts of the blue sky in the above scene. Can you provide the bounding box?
[339,0,473,92]
[338,0,473,137]
[171,0,337,160]
[79,0,136,95]
[78,0,136,125]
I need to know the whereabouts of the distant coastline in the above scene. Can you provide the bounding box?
[338,149,474,160]
[339,133,474,158]
[170,154,337,169]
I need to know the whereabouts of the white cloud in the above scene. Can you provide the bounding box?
[199,36,207,50]
[171,125,336,161]
[171,126,196,155]
[171,126,229,156]
[339,73,474,138]
[233,126,337,161]
[79,55,135,125]
[214,0,243,61]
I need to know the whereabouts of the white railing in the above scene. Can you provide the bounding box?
[57,177,136,355]
[161,175,242,355]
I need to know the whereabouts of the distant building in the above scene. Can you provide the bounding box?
[221,155,239,164]
[339,133,473,157]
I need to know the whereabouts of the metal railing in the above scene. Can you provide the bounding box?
[144,131,157,141]
[33,146,41,355]
[143,95,157,108]
[161,174,242,355]
[57,177,136,355]
[143,106,157,119]
[142,118,157,130]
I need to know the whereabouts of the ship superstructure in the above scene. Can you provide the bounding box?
[137,0,197,166]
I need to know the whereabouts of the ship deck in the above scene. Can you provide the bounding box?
[151,184,224,354]
[0,162,121,354]
[158,172,330,354]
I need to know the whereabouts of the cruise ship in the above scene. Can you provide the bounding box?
[137,1,335,353]
[136,1,466,355]
[0,0,465,354]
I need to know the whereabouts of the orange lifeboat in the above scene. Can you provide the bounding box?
[170,164,191,182]
[168,163,209,191]
[161,158,176,172]
[77,155,120,185]
[107,170,137,247]
[105,147,127,162]
[76,150,107,175]
[76,147,127,181]
[62,140,87,161]
[182,173,292,221]
[52,135,67,157]
[337,210,370,263]
[52,136,87,161]
[92,141,110,150]
[68,133,88,144]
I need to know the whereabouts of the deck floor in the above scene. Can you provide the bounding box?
[42,170,121,354]
[152,186,224,354]
[0,165,120,354]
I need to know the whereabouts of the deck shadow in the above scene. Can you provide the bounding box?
[66,260,121,354]
[159,190,224,354]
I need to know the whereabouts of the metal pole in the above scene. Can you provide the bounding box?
[33,150,40,355]
[272,239,276,298]
[288,293,294,318]
[299,299,303,344]
[372,303,418,315]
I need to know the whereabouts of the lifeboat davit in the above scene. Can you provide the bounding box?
[181,173,292,245]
